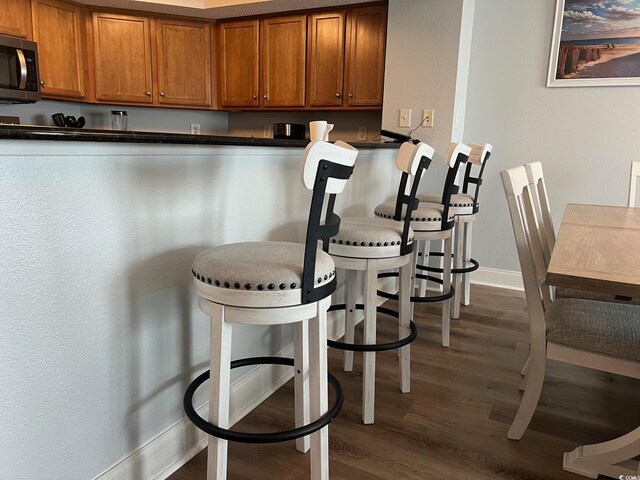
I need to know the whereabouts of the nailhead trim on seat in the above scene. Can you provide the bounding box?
[191,269,336,290]
[376,213,441,221]
[330,238,414,246]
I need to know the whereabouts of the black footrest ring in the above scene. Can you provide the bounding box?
[417,252,480,274]
[184,356,344,444]
[377,272,455,303]
[327,302,417,352]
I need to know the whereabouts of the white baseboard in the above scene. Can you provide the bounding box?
[471,266,523,291]
[95,277,397,480]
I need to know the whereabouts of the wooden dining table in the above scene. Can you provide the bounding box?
[547,203,640,479]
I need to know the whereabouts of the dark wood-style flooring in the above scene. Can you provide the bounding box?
[170,285,640,480]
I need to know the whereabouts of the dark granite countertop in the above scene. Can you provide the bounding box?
[0,125,400,149]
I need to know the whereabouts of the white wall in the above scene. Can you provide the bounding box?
[0,140,398,480]
[463,0,640,272]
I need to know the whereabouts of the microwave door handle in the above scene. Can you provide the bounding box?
[16,49,27,90]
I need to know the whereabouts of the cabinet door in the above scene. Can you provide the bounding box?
[307,12,344,107]
[218,19,258,107]
[345,5,386,106]
[92,13,152,103]
[32,0,85,99]
[156,19,211,106]
[0,0,32,38]
[261,15,306,107]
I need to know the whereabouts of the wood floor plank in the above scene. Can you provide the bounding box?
[169,285,639,480]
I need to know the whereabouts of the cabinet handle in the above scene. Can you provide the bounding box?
[160,92,165,97]
[263,95,268,100]
[336,93,341,98]
[348,93,353,98]
[40,80,45,86]
[146,91,152,96]
[252,94,257,100]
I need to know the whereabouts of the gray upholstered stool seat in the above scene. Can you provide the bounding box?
[192,241,335,307]
[546,298,640,362]
[329,217,415,259]
[416,192,476,215]
[374,201,455,231]
[555,286,640,305]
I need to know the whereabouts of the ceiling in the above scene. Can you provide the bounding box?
[73,0,372,19]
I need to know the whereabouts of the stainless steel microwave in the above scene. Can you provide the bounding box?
[0,34,41,104]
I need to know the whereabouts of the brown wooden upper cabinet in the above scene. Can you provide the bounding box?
[345,5,387,106]
[307,11,345,107]
[260,14,306,107]
[92,12,153,104]
[32,0,85,99]
[218,19,259,108]
[156,19,211,107]
[0,0,32,38]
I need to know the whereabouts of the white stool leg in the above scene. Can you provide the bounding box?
[294,321,310,453]
[463,220,473,305]
[362,260,377,424]
[442,235,452,347]
[452,220,464,320]
[309,300,330,480]
[398,261,411,393]
[343,269,357,372]
[207,304,232,480]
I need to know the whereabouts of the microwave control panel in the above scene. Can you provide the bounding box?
[24,50,39,92]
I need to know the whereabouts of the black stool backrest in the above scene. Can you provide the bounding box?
[392,142,435,255]
[440,142,472,229]
[461,143,493,214]
[301,140,359,304]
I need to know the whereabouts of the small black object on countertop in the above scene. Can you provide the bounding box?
[0,124,400,149]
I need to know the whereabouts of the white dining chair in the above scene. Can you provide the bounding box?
[500,165,640,440]
[629,161,640,207]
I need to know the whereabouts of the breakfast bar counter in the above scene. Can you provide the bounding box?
[0,124,398,149]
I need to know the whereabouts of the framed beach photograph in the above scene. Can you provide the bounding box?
[548,0,640,87]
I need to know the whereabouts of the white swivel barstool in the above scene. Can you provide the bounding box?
[416,143,493,319]
[374,142,471,347]
[327,141,435,425]
[184,140,358,480]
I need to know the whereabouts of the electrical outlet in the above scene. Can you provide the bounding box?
[398,108,411,128]
[190,123,201,135]
[264,125,272,138]
[357,126,367,141]
[422,109,434,128]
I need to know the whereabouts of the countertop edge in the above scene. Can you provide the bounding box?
[0,125,400,149]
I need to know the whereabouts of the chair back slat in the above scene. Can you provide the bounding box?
[462,143,493,213]
[629,161,640,207]
[440,143,471,228]
[525,162,556,266]
[301,140,358,194]
[501,167,549,330]
[392,142,435,254]
[302,142,358,303]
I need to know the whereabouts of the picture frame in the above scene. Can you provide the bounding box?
[547,0,640,87]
